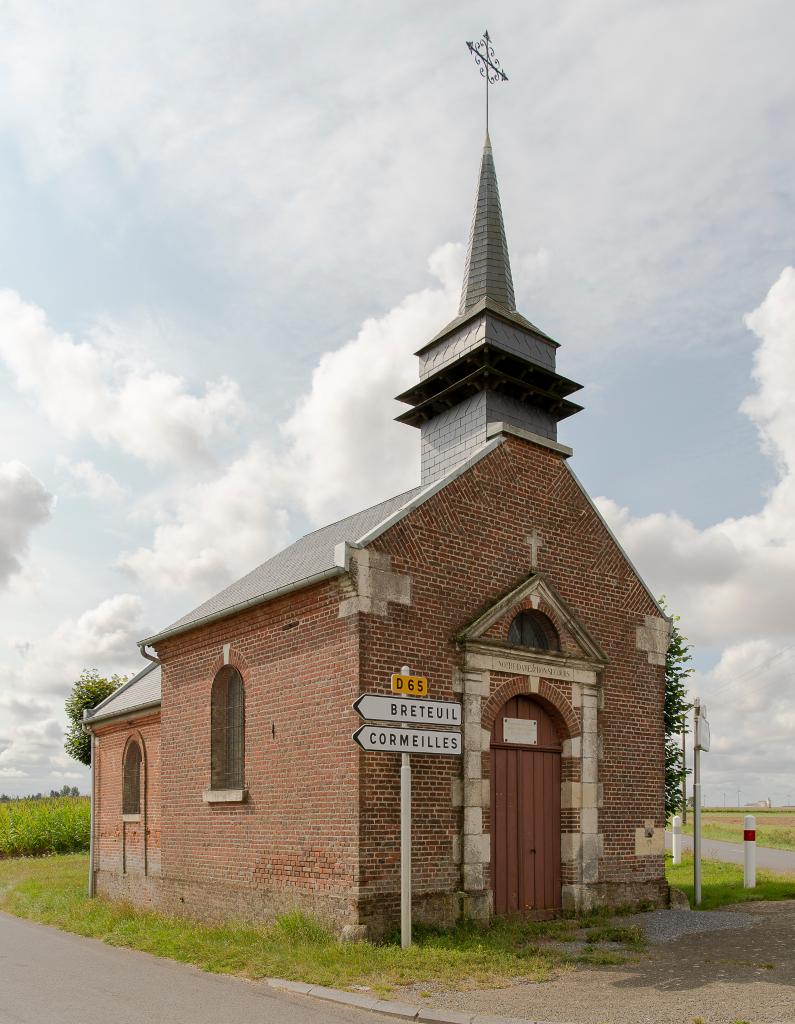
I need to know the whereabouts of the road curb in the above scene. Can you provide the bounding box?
[265,977,576,1023]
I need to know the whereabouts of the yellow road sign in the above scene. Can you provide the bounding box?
[391,673,428,697]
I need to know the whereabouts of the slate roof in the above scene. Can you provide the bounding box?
[459,135,515,315]
[144,487,422,645]
[84,661,161,723]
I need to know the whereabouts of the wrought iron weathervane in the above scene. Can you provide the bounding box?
[466,30,508,135]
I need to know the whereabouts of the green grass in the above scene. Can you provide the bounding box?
[666,852,795,909]
[0,855,643,992]
[0,797,90,857]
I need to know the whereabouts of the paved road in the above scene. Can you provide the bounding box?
[665,831,795,872]
[0,912,381,1024]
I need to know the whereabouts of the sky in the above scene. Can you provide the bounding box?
[0,0,793,806]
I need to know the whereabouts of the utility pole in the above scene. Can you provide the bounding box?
[681,726,687,824]
[692,699,710,906]
[693,701,702,904]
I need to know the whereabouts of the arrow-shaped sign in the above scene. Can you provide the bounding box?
[353,725,462,756]
[353,693,461,727]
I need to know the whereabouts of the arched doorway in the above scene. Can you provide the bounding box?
[490,695,561,915]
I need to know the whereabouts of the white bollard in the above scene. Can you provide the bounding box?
[672,814,682,864]
[743,814,756,889]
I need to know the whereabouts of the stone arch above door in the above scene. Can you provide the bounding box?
[483,676,580,742]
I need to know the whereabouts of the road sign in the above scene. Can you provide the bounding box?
[695,704,710,751]
[353,694,461,727]
[391,672,428,697]
[353,725,462,755]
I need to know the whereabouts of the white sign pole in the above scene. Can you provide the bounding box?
[693,699,702,906]
[400,666,412,949]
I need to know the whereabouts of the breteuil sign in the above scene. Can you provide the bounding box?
[353,693,461,727]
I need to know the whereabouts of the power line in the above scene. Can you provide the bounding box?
[698,642,795,701]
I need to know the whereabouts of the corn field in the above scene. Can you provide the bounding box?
[0,797,90,857]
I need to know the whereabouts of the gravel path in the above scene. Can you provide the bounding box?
[619,907,760,943]
[400,900,795,1024]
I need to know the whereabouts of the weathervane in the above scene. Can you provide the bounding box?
[466,30,508,135]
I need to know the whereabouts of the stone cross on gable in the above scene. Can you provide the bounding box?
[526,528,543,569]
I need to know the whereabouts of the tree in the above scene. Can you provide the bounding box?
[64,670,125,766]
[661,599,694,818]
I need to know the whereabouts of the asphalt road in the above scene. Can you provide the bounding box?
[0,912,381,1024]
[664,831,795,872]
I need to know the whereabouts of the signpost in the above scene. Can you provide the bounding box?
[352,668,461,949]
[353,694,461,727]
[353,725,461,754]
[693,699,710,906]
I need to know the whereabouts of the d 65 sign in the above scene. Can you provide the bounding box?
[390,672,428,697]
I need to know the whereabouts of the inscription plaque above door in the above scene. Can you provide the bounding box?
[503,717,538,745]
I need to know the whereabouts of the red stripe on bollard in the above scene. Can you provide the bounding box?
[744,830,756,841]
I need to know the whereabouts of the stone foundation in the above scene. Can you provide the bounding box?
[96,870,360,935]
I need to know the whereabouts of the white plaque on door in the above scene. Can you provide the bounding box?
[503,717,537,745]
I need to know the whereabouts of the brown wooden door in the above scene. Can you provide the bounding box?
[490,696,561,915]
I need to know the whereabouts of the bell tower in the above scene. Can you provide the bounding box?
[396,136,583,485]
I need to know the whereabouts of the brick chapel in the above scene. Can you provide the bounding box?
[85,133,671,936]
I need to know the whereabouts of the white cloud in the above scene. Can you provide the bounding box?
[0,460,55,586]
[598,267,795,802]
[598,267,795,648]
[118,245,461,594]
[281,243,461,523]
[57,457,126,502]
[117,444,291,593]
[0,593,145,792]
[0,289,243,464]
[690,639,795,804]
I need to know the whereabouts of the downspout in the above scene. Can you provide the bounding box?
[82,713,95,898]
[139,642,159,664]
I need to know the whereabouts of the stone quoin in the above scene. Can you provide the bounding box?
[84,130,670,937]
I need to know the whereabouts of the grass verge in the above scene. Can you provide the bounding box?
[666,852,795,909]
[0,854,644,992]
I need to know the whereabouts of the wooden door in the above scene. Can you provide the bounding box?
[490,696,561,915]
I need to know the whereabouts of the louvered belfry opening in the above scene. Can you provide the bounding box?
[508,610,559,652]
[122,740,142,814]
[211,666,245,790]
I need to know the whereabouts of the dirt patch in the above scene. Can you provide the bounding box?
[398,900,795,1024]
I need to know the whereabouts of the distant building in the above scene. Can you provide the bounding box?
[84,134,670,935]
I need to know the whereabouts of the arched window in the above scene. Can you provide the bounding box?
[123,740,142,814]
[508,610,560,652]
[211,666,245,790]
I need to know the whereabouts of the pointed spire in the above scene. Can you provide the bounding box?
[459,135,516,315]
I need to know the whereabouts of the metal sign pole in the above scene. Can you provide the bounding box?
[400,666,412,949]
[400,750,412,948]
[352,667,461,948]
[693,699,702,906]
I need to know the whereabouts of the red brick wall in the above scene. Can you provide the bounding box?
[357,434,666,922]
[93,432,665,931]
[149,579,362,927]
[94,712,161,906]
